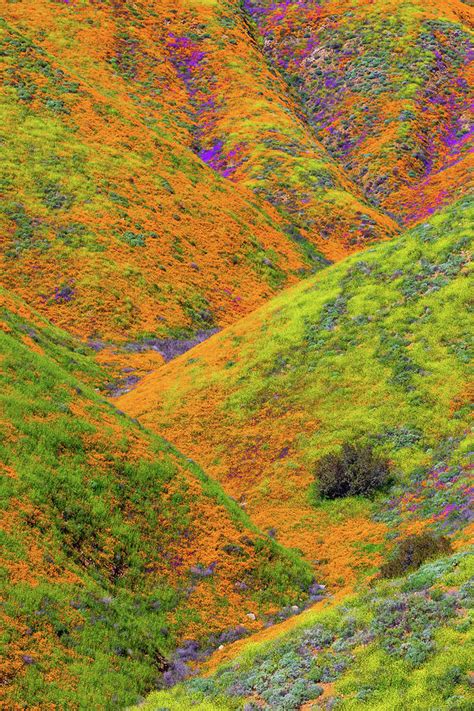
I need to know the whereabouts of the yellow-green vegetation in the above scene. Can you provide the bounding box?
[125,197,471,473]
[118,197,473,589]
[118,196,473,711]
[1,0,472,708]
[136,550,474,710]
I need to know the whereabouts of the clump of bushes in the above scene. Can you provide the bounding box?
[380,531,453,579]
[314,443,391,499]
[372,589,457,665]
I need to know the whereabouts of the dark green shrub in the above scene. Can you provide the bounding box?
[315,443,390,499]
[380,532,453,579]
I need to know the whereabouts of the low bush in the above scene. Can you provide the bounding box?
[314,443,391,499]
[380,532,453,579]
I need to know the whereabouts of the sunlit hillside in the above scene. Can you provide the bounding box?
[138,550,474,710]
[0,0,472,709]
[118,197,473,591]
[0,0,400,347]
[119,197,474,711]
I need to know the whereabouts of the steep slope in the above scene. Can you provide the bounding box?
[0,0,399,349]
[0,289,315,709]
[1,2,472,709]
[118,196,473,591]
[159,0,399,259]
[244,0,474,224]
[0,3,302,343]
[137,549,474,710]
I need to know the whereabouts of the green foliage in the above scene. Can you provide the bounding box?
[251,538,314,607]
[41,181,74,210]
[180,292,215,329]
[1,201,50,255]
[371,590,457,665]
[380,532,453,579]
[121,230,147,247]
[314,443,391,499]
[139,551,473,710]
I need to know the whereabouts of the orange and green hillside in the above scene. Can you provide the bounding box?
[0,0,473,709]
[119,197,473,711]
[1,0,470,350]
[118,196,473,592]
[0,288,315,709]
[0,0,400,348]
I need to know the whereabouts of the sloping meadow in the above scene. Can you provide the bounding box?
[0,290,315,709]
[136,548,474,710]
[0,0,401,348]
[0,2,307,343]
[118,196,473,589]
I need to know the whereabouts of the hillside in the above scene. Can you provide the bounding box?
[1,0,473,709]
[157,0,399,259]
[245,0,474,223]
[0,1,301,343]
[0,289,315,709]
[0,0,400,348]
[117,195,473,710]
[136,549,474,710]
[117,196,473,591]
[2,0,471,345]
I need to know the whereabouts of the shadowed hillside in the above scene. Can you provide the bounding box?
[244,0,474,223]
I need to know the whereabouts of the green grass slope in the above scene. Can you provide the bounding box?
[118,196,473,591]
[0,289,314,710]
